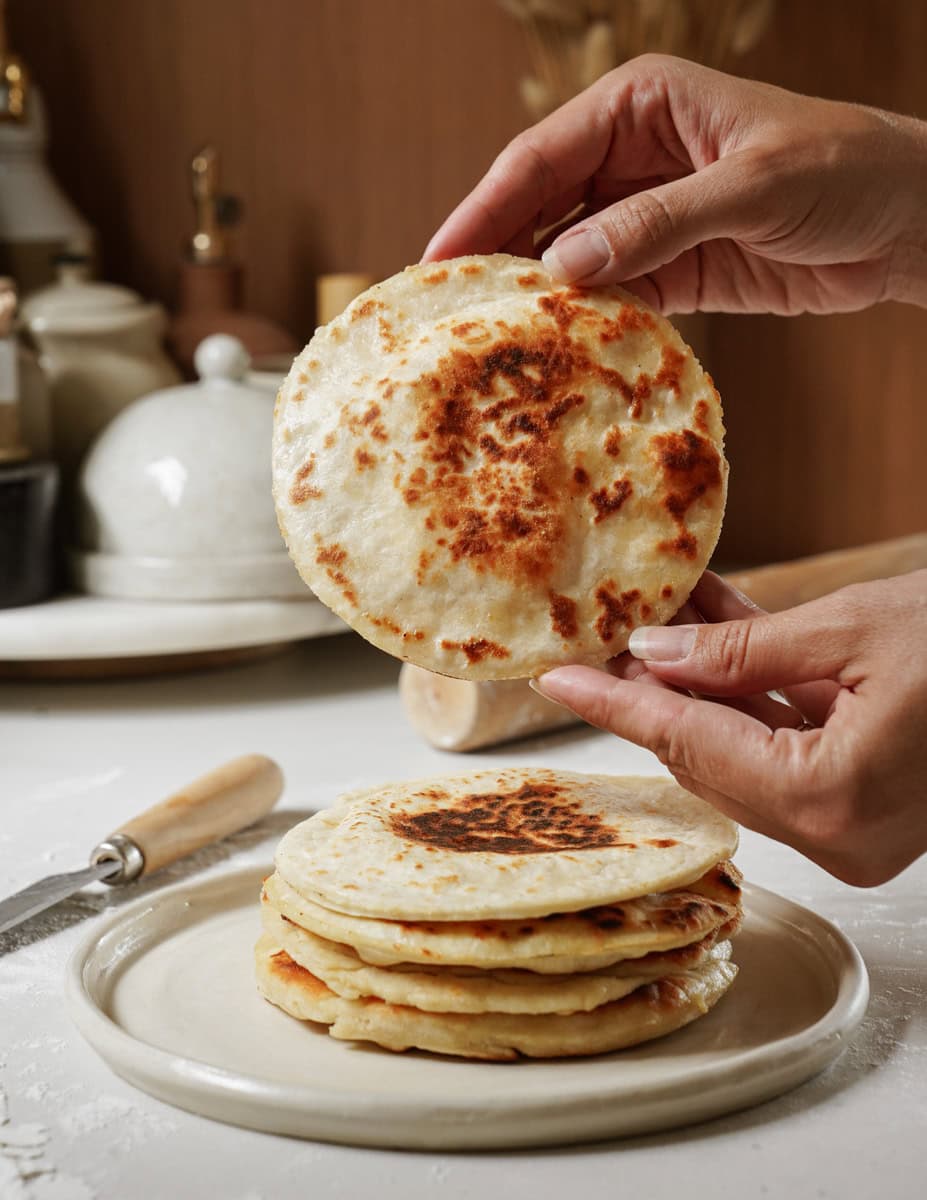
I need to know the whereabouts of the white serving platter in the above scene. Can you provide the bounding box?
[66,866,868,1151]
[0,593,344,669]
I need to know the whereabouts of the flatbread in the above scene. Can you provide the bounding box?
[262,904,734,1015]
[273,769,739,920]
[262,862,742,973]
[255,935,738,1060]
[272,253,727,680]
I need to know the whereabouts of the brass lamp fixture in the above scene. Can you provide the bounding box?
[0,0,28,122]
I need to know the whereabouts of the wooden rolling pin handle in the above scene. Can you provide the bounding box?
[91,753,284,881]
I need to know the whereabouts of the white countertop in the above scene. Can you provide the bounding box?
[1,632,924,1200]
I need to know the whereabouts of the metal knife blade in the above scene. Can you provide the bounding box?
[0,754,284,938]
[0,861,122,936]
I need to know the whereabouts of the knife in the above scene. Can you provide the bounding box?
[0,753,284,936]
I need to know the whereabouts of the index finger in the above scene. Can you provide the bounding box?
[422,78,617,262]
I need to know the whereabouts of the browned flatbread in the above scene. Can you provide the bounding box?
[255,935,737,1060]
[273,254,727,679]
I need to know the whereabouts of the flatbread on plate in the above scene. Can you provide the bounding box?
[273,769,739,921]
[255,934,737,1061]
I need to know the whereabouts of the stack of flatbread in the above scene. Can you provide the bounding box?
[256,769,742,1060]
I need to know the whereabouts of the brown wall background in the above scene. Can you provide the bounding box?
[9,0,927,566]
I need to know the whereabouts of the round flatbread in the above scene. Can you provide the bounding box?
[273,769,739,921]
[262,904,734,1015]
[272,253,727,680]
[255,935,738,1060]
[262,863,742,973]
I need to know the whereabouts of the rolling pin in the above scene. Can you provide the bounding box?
[399,532,927,752]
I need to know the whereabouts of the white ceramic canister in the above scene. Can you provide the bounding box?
[22,257,181,481]
[71,333,306,602]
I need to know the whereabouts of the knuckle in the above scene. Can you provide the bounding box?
[600,189,677,253]
[653,706,700,777]
[702,621,756,681]
[493,131,558,198]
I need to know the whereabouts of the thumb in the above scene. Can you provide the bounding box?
[626,593,858,697]
[542,154,761,286]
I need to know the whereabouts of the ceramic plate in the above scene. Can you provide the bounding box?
[0,594,344,664]
[66,866,868,1150]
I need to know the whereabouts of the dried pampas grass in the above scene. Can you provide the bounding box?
[501,0,775,119]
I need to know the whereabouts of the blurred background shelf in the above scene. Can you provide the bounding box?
[7,0,926,568]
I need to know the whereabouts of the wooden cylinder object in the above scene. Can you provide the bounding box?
[109,753,284,876]
[399,533,927,753]
[316,273,375,325]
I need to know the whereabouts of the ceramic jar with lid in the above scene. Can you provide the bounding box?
[71,333,304,602]
[22,256,181,481]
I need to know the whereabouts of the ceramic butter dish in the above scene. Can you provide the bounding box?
[71,334,305,602]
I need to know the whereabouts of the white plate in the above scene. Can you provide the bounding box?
[0,594,344,662]
[66,866,868,1150]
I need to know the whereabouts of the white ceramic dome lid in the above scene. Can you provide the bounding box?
[22,258,162,333]
[77,334,283,558]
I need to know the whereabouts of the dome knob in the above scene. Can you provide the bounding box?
[194,333,250,382]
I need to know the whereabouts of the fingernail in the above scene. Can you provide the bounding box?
[529,674,563,703]
[542,228,610,282]
[628,625,697,662]
[530,666,596,706]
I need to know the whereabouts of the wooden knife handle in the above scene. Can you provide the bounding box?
[400,533,927,753]
[105,754,284,877]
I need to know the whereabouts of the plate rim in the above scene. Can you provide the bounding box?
[65,863,870,1147]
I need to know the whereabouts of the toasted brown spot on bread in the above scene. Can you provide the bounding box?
[378,317,400,352]
[389,779,633,855]
[654,346,686,395]
[423,268,449,285]
[289,458,322,504]
[603,426,622,457]
[594,583,641,643]
[441,638,510,665]
[354,447,377,470]
[652,428,722,520]
[598,304,657,342]
[549,592,578,639]
[315,542,357,605]
[517,272,540,287]
[652,426,722,562]
[403,326,595,585]
[590,477,632,523]
[459,263,483,276]
[269,950,333,997]
[351,299,379,320]
[659,530,698,559]
[451,321,490,342]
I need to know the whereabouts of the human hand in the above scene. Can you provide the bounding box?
[532,570,927,886]
[424,54,927,314]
